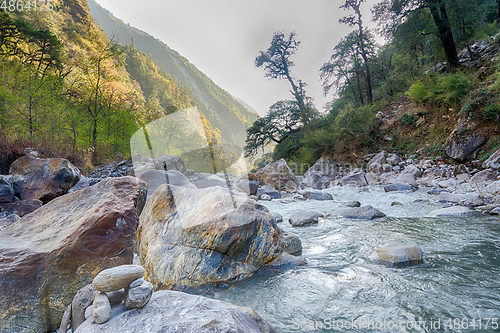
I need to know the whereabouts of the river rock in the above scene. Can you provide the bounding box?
[67,176,94,194]
[92,265,145,292]
[0,176,146,333]
[302,172,322,189]
[0,199,42,217]
[344,200,361,207]
[0,213,19,231]
[401,165,423,178]
[299,189,333,200]
[272,212,283,223]
[424,206,476,217]
[234,179,260,195]
[262,252,307,271]
[0,175,14,203]
[257,185,281,199]
[339,170,368,187]
[482,148,500,169]
[341,205,386,220]
[279,231,302,254]
[93,292,112,324]
[74,290,277,333]
[437,192,483,207]
[139,169,196,198]
[443,119,488,162]
[384,183,414,192]
[255,159,299,192]
[386,154,402,166]
[303,159,337,189]
[395,173,418,188]
[191,174,227,189]
[155,154,186,174]
[367,151,386,175]
[9,156,80,203]
[372,244,423,267]
[124,280,153,309]
[71,285,99,331]
[107,289,125,304]
[289,211,319,227]
[136,184,282,290]
[260,194,272,201]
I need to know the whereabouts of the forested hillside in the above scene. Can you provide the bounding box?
[0,0,257,173]
[87,0,258,147]
[246,0,500,171]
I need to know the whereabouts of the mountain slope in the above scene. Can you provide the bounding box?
[88,0,258,147]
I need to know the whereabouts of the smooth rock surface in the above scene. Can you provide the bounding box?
[255,159,299,192]
[289,211,319,227]
[0,177,146,333]
[136,184,282,290]
[424,206,476,217]
[71,285,98,331]
[191,174,228,189]
[372,244,423,267]
[0,199,42,217]
[139,169,196,198]
[74,290,277,333]
[9,156,80,203]
[384,183,413,192]
[339,170,368,187]
[92,265,145,293]
[257,185,281,199]
[299,189,333,200]
[279,231,302,254]
[341,205,386,220]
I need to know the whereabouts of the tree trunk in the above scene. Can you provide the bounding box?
[355,66,364,105]
[92,117,98,164]
[428,0,459,69]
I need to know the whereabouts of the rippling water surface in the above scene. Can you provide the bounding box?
[206,186,500,332]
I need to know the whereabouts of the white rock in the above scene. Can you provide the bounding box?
[92,265,145,292]
[424,206,476,217]
[124,280,153,309]
[93,292,111,324]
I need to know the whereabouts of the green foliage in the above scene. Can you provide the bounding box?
[434,72,472,105]
[407,82,429,104]
[399,113,418,126]
[272,132,303,161]
[483,103,500,120]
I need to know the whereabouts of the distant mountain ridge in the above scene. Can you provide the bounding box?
[88,0,258,146]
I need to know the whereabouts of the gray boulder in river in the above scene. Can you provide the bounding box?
[341,205,386,220]
[255,158,299,192]
[136,184,282,290]
[371,244,423,267]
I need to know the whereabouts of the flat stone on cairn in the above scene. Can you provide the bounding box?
[92,265,145,292]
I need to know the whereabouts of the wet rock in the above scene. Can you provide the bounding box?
[372,244,423,267]
[437,192,483,207]
[260,194,272,201]
[93,292,112,324]
[272,212,283,223]
[139,169,195,198]
[124,280,153,309]
[136,185,282,290]
[391,202,403,206]
[384,183,413,192]
[257,185,281,199]
[0,199,42,217]
[444,119,488,162]
[279,231,302,254]
[341,205,386,220]
[92,265,145,293]
[424,206,476,217]
[0,177,146,333]
[9,156,80,203]
[256,159,299,192]
[289,211,319,227]
[74,290,278,333]
[299,189,333,200]
[344,200,361,207]
[340,170,368,187]
[262,253,307,271]
[0,175,14,203]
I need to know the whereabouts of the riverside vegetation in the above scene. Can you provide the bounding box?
[1,0,500,332]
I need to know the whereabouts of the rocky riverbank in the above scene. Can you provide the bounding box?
[1,149,499,332]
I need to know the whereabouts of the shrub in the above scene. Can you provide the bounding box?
[407,81,429,103]
[482,103,500,120]
[399,113,418,126]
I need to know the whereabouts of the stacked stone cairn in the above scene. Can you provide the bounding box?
[60,265,153,332]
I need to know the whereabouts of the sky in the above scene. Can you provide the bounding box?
[94,0,380,116]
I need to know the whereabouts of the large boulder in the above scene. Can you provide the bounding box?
[234,179,260,196]
[9,156,80,203]
[289,211,319,227]
[0,199,42,217]
[299,189,333,201]
[190,174,227,189]
[0,175,14,203]
[304,158,338,178]
[424,206,476,217]
[443,119,488,162]
[257,185,281,199]
[367,151,386,175]
[437,192,483,207]
[74,290,277,333]
[136,184,282,290]
[255,159,299,192]
[470,169,498,184]
[0,177,146,333]
[339,170,368,187]
[341,205,386,220]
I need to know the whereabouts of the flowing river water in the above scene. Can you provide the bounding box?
[205,186,500,332]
